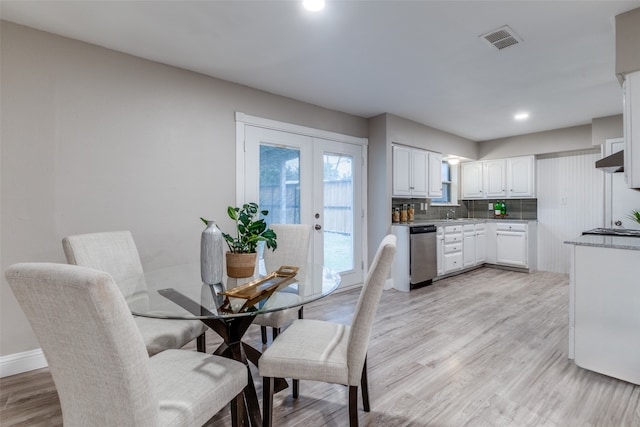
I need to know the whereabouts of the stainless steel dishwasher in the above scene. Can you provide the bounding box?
[409,224,438,289]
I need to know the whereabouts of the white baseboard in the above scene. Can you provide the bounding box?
[0,348,48,378]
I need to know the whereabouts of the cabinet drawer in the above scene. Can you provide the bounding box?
[444,242,462,253]
[445,233,462,244]
[463,224,475,232]
[496,222,527,232]
[475,223,485,232]
[444,225,462,234]
[444,252,462,272]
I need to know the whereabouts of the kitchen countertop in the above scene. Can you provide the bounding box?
[564,234,640,251]
[392,218,537,227]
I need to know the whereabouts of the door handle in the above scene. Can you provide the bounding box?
[315,224,322,231]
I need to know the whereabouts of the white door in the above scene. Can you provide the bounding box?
[313,139,364,287]
[242,124,365,287]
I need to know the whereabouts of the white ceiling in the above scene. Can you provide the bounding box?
[2,0,639,141]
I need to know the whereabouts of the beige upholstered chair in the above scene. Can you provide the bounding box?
[62,231,207,356]
[259,234,397,427]
[5,263,247,427]
[254,223,312,344]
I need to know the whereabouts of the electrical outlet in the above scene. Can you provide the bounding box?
[488,203,493,210]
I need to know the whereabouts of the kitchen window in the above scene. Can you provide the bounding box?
[431,161,459,205]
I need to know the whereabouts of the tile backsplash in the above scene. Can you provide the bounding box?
[391,198,537,222]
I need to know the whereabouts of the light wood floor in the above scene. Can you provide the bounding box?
[2,267,639,426]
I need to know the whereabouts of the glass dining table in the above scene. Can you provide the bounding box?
[124,263,340,427]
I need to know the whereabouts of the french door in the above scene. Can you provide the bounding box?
[240,121,365,287]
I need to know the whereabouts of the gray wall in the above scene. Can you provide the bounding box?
[478,124,593,159]
[386,113,478,160]
[592,114,624,145]
[616,7,640,76]
[366,113,477,263]
[0,22,367,357]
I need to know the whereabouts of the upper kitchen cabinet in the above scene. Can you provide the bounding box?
[461,155,536,199]
[484,159,507,198]
[428,152,443,198]
[624,71,640,189]
[507,156,535,197]
[461,161,484,198]
[393,145,427,197]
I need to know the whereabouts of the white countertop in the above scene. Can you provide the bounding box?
[564,234,640,251]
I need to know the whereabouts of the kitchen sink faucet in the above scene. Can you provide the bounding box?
[446,208,456,220]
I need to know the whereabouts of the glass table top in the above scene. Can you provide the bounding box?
[125,263,340,320]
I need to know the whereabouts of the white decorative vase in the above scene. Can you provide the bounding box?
[201,221,224,285]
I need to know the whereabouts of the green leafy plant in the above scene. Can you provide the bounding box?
[201,202,277,254]
[628,209,640,225]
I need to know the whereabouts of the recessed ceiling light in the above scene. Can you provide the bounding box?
[514,112,529,120]
[303,0,325,12]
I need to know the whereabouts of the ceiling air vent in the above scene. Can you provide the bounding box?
[480,25,523,50]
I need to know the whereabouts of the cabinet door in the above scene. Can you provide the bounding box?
[484,160,507,198]
[444,252,462,273]
[463,231,476,268]
[461,162,484,198]
[496,231,527,267]
[411,149,428,197]
[436,232,444,276]
[428,152,443,198]
[476,231,486,264]
[507,156,535,197]
[392,146,412,196]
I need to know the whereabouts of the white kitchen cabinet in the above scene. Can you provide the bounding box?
[507,156,535,197]
[624,71,640,189]
[436,227,444,276]
[484,160,507,198]
[393,145,428,198]
[496,225,527,267]
[390,225,410,292]
[461,155,536,199]
[475,223,486,264]
[428,151,443,198]
[463,224,476,268]
[494,221,537,269]
[461,162,484,198]
[443,225,463,273]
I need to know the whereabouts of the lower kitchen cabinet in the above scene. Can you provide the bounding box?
[494,221,537,269]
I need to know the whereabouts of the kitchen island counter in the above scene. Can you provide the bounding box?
[564,234,640,251]
[565,239,640,385]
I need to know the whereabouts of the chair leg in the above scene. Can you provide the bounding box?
[196,332,206,353]
[361,357,370,412]
[272,327,280,341]
[349,385,359,427]
[261,326,268,344]
[292,379,299,398]
[263,377,274,427]
[230,391,245,427]
[298,306,304,319]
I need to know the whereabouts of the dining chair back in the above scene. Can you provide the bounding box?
[62,231,207,355]
[5,263,247,427]
[259,234,397,427]
[255,223,312,343]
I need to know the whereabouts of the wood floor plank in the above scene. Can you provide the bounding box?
[1,267,639,426]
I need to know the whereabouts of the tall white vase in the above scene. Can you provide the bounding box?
[201,221,224,285]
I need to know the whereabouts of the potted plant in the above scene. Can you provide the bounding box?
[629,209,640,225]
[203,202,277,278]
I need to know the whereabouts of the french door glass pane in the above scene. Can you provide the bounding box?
[323,153,354,273]
[259,145,300,226]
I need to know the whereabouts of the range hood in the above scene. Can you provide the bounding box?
[595,150,624,173]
